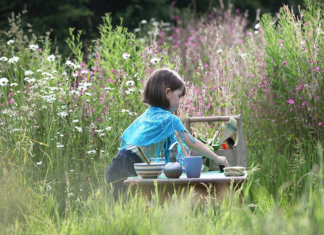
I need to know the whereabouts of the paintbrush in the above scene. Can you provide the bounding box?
[137,147,151,165]
[219,117,237,145]
[174,130,189,157]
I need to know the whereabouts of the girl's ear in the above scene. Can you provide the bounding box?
[165,88,171,98]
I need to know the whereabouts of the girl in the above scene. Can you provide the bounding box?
[106,68,229,200]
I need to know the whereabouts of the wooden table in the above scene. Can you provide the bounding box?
[124,171,247,203]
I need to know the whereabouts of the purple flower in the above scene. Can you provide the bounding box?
[282,60,287,67]
[287,99,294,104]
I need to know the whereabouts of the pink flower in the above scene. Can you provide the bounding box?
[315,66,320,72]
[279,39,284,43]
[282,60,287,67]
[9,99,13,104]
[319,122,322,126]
[287,99,294,104]
[289,108,293,111]
[99,97,104,101]
[39,48,42,51]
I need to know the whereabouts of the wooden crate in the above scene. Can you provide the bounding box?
[185,115,248,168]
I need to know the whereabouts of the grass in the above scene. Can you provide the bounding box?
[1,1,324,234]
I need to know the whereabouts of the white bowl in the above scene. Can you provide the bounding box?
[134,163,165,179]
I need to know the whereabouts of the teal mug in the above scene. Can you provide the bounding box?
[184,156,202,178]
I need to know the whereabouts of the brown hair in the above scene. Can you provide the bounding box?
[143,68,186,111]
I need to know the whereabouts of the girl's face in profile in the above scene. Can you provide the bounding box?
[166,87,184,113]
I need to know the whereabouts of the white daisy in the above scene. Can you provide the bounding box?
[150,57,161,64]
[122,52,131,60]
[47,54,55,62]
[0,57,8,61]
[75,126,82,132]
[29,44,39,50]
[0,78,9,86]
[216,49,223,54]
[7,40,14,45]
[25,70,33,76]
[10,83,18,87]
[8,56,19,63]
[125,80,135,86]
[141,20,147,24]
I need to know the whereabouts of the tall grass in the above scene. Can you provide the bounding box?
[1,1,324,234]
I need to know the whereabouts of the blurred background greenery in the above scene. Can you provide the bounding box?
[0,0,305,56]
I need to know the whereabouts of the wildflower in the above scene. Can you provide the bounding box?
[122,52,131,60]
[10,83,18,86]
[73,119,79,123]
[319,123,322,126]
[254,31,259,34]
[57,143,64,148]
[80,69,88,74]
[141,20,147,24]
[58,111,68,118]
[45,184,51,192]
[47,54,55,62]
[150,57,161,64]
[29,44,39,50]
[7,40,14,45]
[134,28,141,32]
[279,39,284,44]
[125,90,130,95]
[87,150,96,154]
[8,56,19,63]
[26,78,36,84]
[282,60,287,67]
[104,87,115,92]
[255,23,260,29]
[0,78,9,86]
[126,80,135,86]
[75,126,82,132]
[315,66,320,72]
[36,161,43,165]
[25,70,33,76]
[105,126,112,131]
[287,99,294,104]
[240,53,248,59]
[0,57,8,61]
[216,49,222,54]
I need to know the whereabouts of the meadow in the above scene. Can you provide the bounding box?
[1,1,324,234]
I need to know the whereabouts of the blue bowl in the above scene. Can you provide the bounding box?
[134,163,165,179]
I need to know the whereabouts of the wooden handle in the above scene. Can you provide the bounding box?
[137,147,151,165]
[174,130,189,157]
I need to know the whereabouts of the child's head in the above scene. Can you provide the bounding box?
[143,68,186,112]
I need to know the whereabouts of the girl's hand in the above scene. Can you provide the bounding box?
[217,156,230,167]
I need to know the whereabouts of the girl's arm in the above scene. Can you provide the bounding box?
[183,132,230,167]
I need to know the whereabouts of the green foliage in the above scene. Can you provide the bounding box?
[1,1,324,234]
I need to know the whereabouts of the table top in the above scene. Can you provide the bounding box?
[124,171,247,186]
